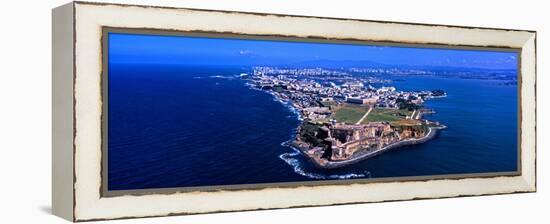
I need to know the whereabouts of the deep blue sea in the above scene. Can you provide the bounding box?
[108,63,518,191]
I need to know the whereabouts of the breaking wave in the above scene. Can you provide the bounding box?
[243,78,367,180]
[247,84,303,121]
[208,75,241,79]
[278,147,372,180]
[194,75,242,79]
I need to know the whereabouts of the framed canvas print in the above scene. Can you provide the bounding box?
[52,1,537,222]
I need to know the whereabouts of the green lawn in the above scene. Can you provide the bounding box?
[363,108,413,124]
[330,105,368,124]
[397,109,414,117]
[331,106,417,125]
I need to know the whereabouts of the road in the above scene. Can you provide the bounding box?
[409,109,422,120]
[356,106,373,124]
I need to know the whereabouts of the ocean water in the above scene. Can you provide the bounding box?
[108,64,518,191]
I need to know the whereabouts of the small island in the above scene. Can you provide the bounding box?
[245,67,447,169]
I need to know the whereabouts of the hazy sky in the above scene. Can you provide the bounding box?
[109,33,518,70]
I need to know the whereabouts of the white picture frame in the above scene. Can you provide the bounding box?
[52,1,536,221]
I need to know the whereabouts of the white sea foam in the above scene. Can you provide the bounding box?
[243,79,367,179]
[263,91,302,121]
[279,150,327,179]
[209,75,234,79]
[195,75,239,79]
[208,76,372,180]
[279,147,371,180]
[278,100,302,121]
[209,74,245,80]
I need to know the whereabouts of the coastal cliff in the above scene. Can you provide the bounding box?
[292,125,446,169]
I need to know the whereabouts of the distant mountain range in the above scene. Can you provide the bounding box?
[276,59,517,72]
[285,59,383,69]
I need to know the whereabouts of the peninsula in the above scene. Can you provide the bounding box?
[244,66,447,169]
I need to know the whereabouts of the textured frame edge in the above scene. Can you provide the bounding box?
[52,2,75,222]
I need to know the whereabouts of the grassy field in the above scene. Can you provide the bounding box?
[330,105,419,126]
[362,108,415,125]
[330,104,369,124]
